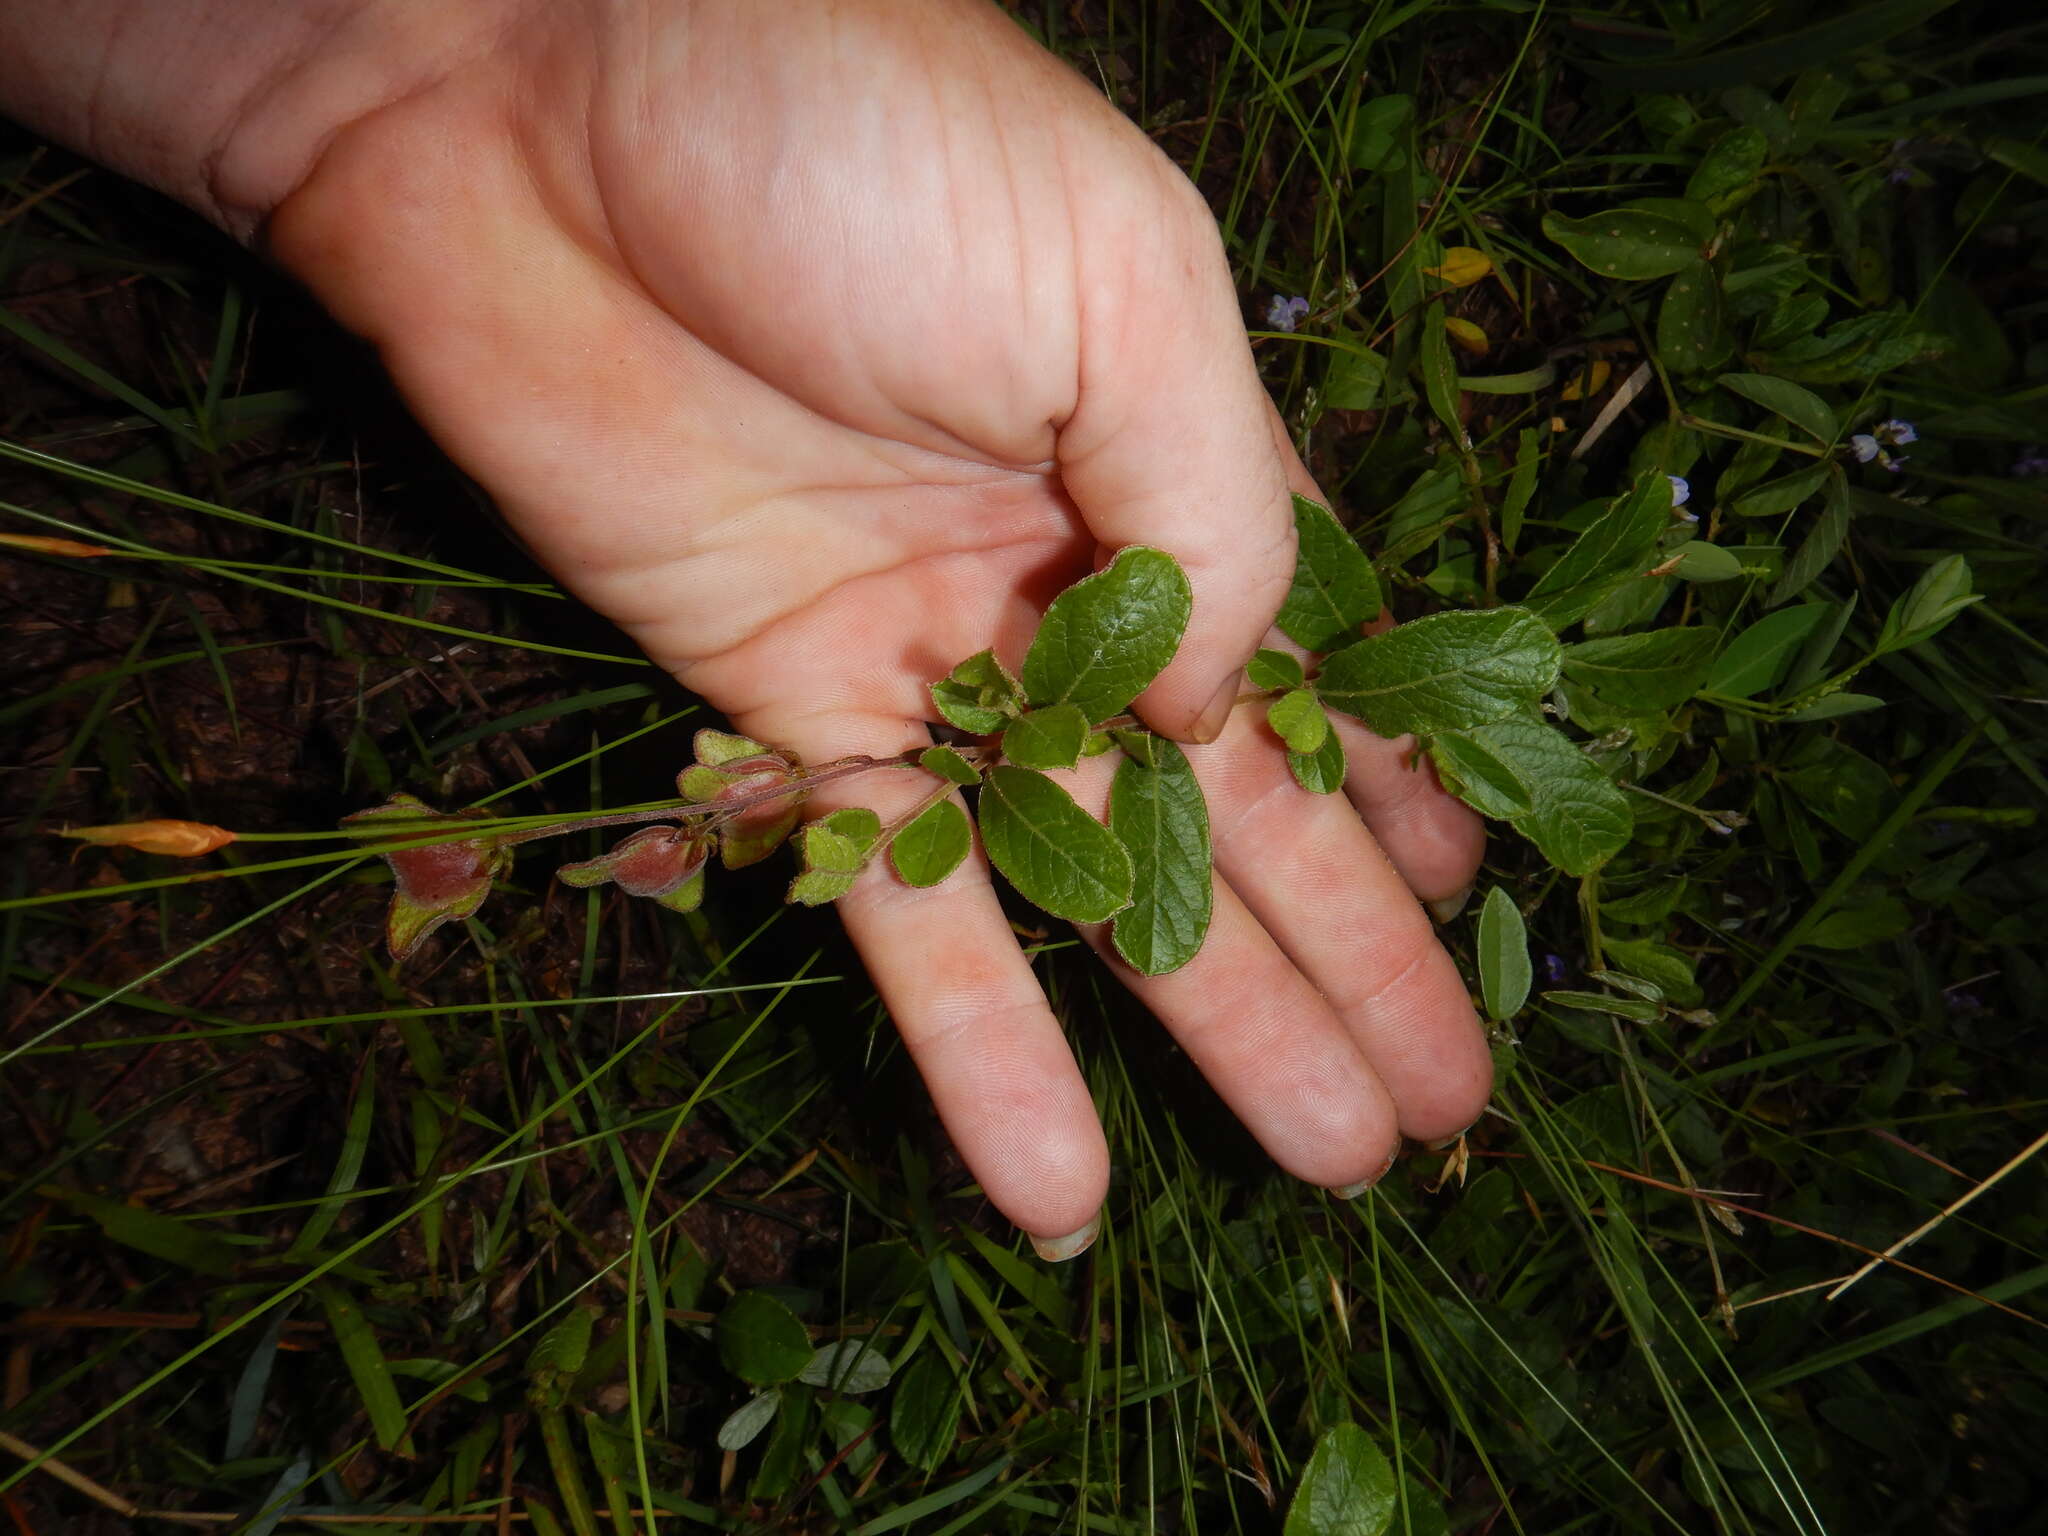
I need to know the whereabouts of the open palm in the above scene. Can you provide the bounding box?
[263,0,1492,1250]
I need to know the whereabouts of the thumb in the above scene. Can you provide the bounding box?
[1054,174,1296,744]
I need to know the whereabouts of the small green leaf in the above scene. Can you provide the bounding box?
[1267,688,1330,755]
[1285,1421,1398,1536]
[1543,207,1707,280]
[919,745,982,786]
[1427,732,1532,819]
[977,766,1134,924]
[1288,724,1347,794]
[1686,125,1769,207]
[890,800,972,888]
[692,729,770,767]
[1666,541,1746,582]
[798,1338,893,1394]
[1000,702,1090,771]
[1772,471,1851,604]
[1477,887,1532,1022]
[930,649,1025,735]
[1502,428,1540,553]
[787,811,880,906]
[1707,605,1833,698]
[1730,462,1832,519]
[717,1391,781,1452]
[1563,630,1716,709]
[1109,738,1213,975]
[57,1189,238,1277]
[1247,647,1305,692]
[1420,306,1462,435]
[526,1306,596,1394]
[315,1283,408,1451]
[1021,546,1192,722]
[1110,728,1157,767]
[1278,496,1382,653]
[1324,341,1390,410]
[1875,554,1980,655]
[717,1291,812,1386]
[1315,608,1561,737]
[1522,474,1675,628]
[1657,267,1728,375]
[1444,708,1633,875]
[890,1354,964,1472]
[1717,372,1839,444]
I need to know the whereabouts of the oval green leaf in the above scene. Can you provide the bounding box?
[1001,702,1090,771]
[1477,886,1532,1023]
[1562,629,1716,709]
[977,766,1134,924]
[1543,208,1706,280]
[1267,688,1329,755]
[717,1290,813,1387]
[1278,496,1383,654]
[1717,372,1839,444]
[798,1338,893,1394]
[1284,1421,1398,1536]
[1289,724,1347,794]
[1706,605,1833,699]
[1021,545,1192,723]
[1248,647,1306,692]
[890,799,972,888]
[919,744,982,786]
[1315,608,1561,738]
[1109,738,1213,975]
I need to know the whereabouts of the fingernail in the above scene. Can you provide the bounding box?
[1189,674,1243,744]
[1329,1146,1401,1199]
[1426,884,1475,925]
[1029,1212,1100,1263]
[1425,1119,1480,1152]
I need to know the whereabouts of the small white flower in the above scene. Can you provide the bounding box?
[1876,418,1918,447]
[1850,434,1880,463]
[1667,475,1691,508]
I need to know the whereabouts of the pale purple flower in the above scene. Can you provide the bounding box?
[1542,954,1569,985]
[1667,475,1691,508]
[1265,294,1311,332]
[1875,418,1918,447]
[2012,447,2048,477]
[1850,434,1881,463]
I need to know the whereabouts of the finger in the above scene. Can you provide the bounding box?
[748,709,1108,1255]
[1060,756,1402,1191]
[1057,163,1295,745]
[1196,708,1494,1141]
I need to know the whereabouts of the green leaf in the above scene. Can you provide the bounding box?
[1248,647,1305,691]
[1267,688,1330,754]
[930,649,1024,735]
[57,1189,238,1277]
[1323,342,1390,410]
[1875,554,1981,655]
[1686,125,1769,207]
[1001,703,1090,771]
[1717,372,1839,444]
[1772,471,1851,604]
[1563,629,1716,709]
[1502,428,1540,553]
[1522,475,1675,627]
[890,800,972,888]
[1285,1421,1398,1536]
[1576,0,1964,93]
[1315,608,1561,737]
[798,1338,893,1394]
[1542,208,1706,280]
[1706,605,1833,698]
[890,1354,964,1472]
[1657,267,1728,375]
[977,766,1134,924]
[1449,708,1634,875]
[1021,545,1192,722]
[786,808,881,905]
[1428,732,1532,819]
[1730,462,1832,519]
[526,1306,596,1396]
[717,1391,781,1452]
[1666,541,1746,582]
[1477,887,1532,1022]
[1108,739,1213,975]
[1289,725,1348,794]
[315,1283,408,1451]
[717,1291,812,1387]
[919,745,982,786]
[1277,496,1382,653]
[1420,307,1462,435]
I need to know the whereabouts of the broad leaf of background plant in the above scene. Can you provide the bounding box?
[977,765,1133,923]
[1284,1421,1399,1536]
[1477,887,1532,1022]
[1522,475,1675,628]
[1277,495,1383,652]
[1562,629,1717,710]
[1108,738,1212,974]
[1021,545,1191,722]
[717,1291,812,1386]
[1316,608,1560,737]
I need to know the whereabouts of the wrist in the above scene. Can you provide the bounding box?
[0,0,522,242]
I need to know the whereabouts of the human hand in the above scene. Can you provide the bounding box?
[21,0,1495,1253]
